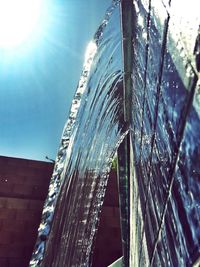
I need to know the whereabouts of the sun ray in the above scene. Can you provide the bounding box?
[0,0,42,48]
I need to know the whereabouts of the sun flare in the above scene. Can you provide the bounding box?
[0,0,42,48]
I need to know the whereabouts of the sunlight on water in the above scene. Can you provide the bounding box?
[30,1,123,266]
[30,0,200,266]
[30,31,98,267]
[84,41,97,65]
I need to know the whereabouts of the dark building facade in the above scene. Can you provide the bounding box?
[0,156,54,267]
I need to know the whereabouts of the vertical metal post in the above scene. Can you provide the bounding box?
[117,0,135,266]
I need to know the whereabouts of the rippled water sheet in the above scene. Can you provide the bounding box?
[130,0,200,266]
[30,1,126,266]
[30,0,200,266]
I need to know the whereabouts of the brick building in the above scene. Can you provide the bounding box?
[0,156,54,267]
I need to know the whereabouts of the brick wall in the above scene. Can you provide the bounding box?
[0,156,54,267]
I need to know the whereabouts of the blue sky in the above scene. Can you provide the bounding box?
[0,0,111,161]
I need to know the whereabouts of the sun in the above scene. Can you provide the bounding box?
[0,0,42,48]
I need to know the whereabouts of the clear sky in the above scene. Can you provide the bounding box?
[0,0,111,161]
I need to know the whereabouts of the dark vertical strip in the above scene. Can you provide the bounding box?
[117,135,131,267]
[117,1,135,266]
[120,0,135,123]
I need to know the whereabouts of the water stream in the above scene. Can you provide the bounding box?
[30,0,200,266]
[30,1,126,266]
[130,1,200,266]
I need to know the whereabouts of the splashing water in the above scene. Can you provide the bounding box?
[30,1,125,266]
[30,0,200,266]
